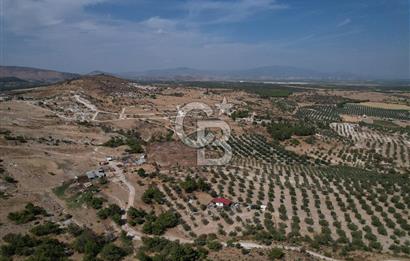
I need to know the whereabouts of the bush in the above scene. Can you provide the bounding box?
[26,238,68,261]
[4,176,17,183]
[0,234,69,260]
[97,204,124,225]
[67,223,84,237]
[127,207,147,225]
[142,211,179,235]
[72,229,105,256]
[30,222,61,236]
[180,176,211,193]
[137,168,147,178]
[100,243,127,261]
[142,187,165,204]
[7,203,47,224]
[268,247,284,260]
[206,240,222,251]
[194,234,208,246]
[102,136,125,148]
[267,121,315,141]
[89,197,104,209]
[140,236,204,260]
[102,131,144,154]
[1,233,38,257]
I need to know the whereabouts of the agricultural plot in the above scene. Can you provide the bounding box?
[155,162,410,255]
[339,104,410,121]
[226,134,314,165]
[296,105,341,123]
[296,103,410,123]
[329,123,410,171]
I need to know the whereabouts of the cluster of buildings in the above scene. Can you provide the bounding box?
[234,112,272,125]
[118,154,146,166]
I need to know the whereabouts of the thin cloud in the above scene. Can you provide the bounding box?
[2,0,408,78]
[183,0,288,24]
[337,18,352,27]
[2,0,109,33]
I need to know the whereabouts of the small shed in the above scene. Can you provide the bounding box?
[211,197,233,207]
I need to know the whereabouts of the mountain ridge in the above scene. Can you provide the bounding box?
[0,65,79,83]
[118,65,362,81]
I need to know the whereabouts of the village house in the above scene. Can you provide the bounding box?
[210,197,233,208]
[86,169,106,180]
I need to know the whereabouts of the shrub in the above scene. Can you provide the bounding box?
[137,168,147,178]
[67,223,84,237]
[97,204,124,225]
[89,197,104,209]
[30,222,61,236]
[140,236,204,260]
[7,203,47,224]
[142,211,179,235]
[72,229,105,256]
[206,240,222,251]
[268,247,284,260]
[127,207,147,225]
[1,233,38,256]
[180,176,211,193]
[142,187,165,204]
[25,238,68,260]
[4,176,17,183]
[100,243,127,261]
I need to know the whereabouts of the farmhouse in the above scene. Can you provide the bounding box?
[210,197,232,207]
[86,169,106,180]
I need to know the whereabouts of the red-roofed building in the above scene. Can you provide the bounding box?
[211,197,232,207]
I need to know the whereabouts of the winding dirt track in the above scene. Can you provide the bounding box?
[108,160,340,261]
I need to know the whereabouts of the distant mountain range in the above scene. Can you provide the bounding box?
[0,66,80,90]
[0,66,79,83]
[118,66,361,81]
[1,65,408,92]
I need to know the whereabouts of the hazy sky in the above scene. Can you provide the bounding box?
[1,0,409,78]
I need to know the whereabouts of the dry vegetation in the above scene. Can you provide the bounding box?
[0,75,409,261]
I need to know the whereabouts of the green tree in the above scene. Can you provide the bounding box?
[99,243,127,261]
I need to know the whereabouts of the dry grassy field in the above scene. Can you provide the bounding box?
[0,75,409,261]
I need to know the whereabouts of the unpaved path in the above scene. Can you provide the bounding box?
[108,159,340,261]
[74,94,98,111]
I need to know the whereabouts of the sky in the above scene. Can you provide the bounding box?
[1,0,409,78]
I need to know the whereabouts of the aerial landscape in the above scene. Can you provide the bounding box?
[0,1,409,261]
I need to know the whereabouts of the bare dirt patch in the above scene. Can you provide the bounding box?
[147,141,197,167]
[341,114,362,122]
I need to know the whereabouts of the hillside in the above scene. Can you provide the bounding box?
[0,76,409,261]
[0,65,79,84]
[119,65,361,81]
